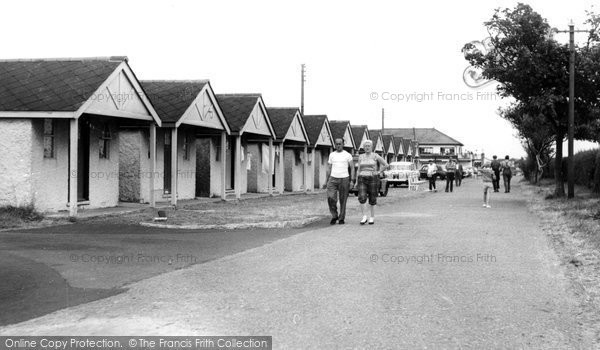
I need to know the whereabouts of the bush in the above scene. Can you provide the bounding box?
[558,148,600,193]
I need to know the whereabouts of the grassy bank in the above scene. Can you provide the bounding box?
[522,179,600,339]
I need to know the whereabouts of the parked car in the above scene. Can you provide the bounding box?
[419,164,446,180]
[462,166,474,178]
[384,161,419,187]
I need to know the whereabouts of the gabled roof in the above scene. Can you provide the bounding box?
[384,128,463,146]
[140,80,208,123]
[369,129,384,151]
[394,136,404,155]
[328,120,355,149]
[329,120,349,141]
[402,138,413,155]
[215,94,275,137]
[382,134,395,154]
[303,114,326,144]
[267,107,297,139]
[266,107,308,143]
[0,57,125,111]
[351,125,369,149]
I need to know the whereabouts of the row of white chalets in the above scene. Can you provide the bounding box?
[0,57,419,216]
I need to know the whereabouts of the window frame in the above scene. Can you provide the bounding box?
[43,119,55,159]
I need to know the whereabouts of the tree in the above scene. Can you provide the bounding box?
[463,3,600,197]
[500,103,554,183]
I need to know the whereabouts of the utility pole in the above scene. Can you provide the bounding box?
[381,108,384,133]
[301,64,306,115]
[568,22,575,199]
[555,21,588,199]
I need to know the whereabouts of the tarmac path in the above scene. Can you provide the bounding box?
[0,179,592,348]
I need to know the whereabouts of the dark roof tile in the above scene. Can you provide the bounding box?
[351,125,368,148]
[382,134,394,153]
[394,136,404,154]
[303,115,328,145]
[140,80,208,123]
[215,94,262,132]
[0,58,124,111]
[266,107,298,139]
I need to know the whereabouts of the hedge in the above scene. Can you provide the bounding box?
[546,148,600,194]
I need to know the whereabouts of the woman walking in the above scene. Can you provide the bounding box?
[353,140,389,225]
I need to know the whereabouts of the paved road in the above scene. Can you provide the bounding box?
[0,222,322,326]
[0,179,593,348]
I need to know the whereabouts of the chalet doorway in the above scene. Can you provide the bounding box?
[225,136,235,190]
[164,131,172,194]
[77,119,90,201]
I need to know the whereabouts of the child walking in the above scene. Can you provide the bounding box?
[479,165,496,208]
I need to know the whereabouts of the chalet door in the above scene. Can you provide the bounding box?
[77,119,90,201]
[164,131,172,194]
[226,136,235,190]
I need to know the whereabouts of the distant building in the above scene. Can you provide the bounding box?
[384,128,464,166]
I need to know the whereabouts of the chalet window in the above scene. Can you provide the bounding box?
[99,123,111,159]
[183,133,190,161]
[43,119,55,158]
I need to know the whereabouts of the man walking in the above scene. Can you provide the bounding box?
[491,155,501,192]
[427,160,438,192]
[501,155,513,193]
[326,138,355,225]
[445,157,457,192]
[455,162,463,187]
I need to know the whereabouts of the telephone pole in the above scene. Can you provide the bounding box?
[554,21,589,198]
[301,64,306,115]
[381,108,385,133]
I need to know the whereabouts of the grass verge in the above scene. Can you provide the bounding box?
[522,179,600,341]
[0,205,44,229]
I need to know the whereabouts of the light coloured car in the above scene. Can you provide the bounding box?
[463,166,474,177]
[385,161,419,187]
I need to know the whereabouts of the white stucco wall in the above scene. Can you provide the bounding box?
[31,119,69,211]
[0,119,34,208]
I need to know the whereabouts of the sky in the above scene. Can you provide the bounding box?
[2,0,599,158]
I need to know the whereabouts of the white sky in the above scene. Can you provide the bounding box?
[2,0,599,157]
